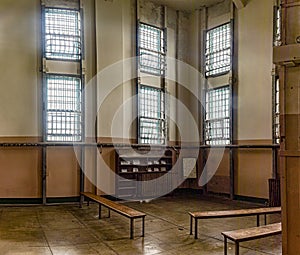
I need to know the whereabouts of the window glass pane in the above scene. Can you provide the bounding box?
[139,85,165,144]
[205,86,230,145]
[139,23,165,76]
[46,75,82,142]
[205,23,231,77]
[45,8,81,60]
[274,77,280,144]
[274,7,281,46]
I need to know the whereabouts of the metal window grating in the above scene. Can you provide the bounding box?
[139,85,165,144]
[274,77,280,144]
[273,7,281,46]
[46,75,82,142]
[44,8,81,60]
[205,23,231,77]
[138,23,165,76]
[205,86,230,145]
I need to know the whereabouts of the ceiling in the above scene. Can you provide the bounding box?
[150,0,226,10]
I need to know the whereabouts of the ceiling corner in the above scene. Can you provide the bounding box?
[232,0,248,9]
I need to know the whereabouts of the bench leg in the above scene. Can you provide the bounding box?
[108,209,111,218]
[142,217,145,237]
[194,218,198,239]
[235,242,239,255]
[87,198,90,207]
[190,216,193,235]
[79,194,83,208]
[99,204,102,219]
[130,218,134,239]
[264,214,267,225]
[256,215,260,227]
[224,236,227,255]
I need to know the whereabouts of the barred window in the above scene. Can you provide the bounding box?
[273,77,280,144]
[44,8,81,60]
[205,23,231,77]
[273,6,281,46]
[205,86,230,145]
[138,23,165,76]
[139,85,165,144]
[46,75,82,142]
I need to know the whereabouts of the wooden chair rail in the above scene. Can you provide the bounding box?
[80,192,146,239]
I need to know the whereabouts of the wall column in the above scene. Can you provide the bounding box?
[275,0,300,253]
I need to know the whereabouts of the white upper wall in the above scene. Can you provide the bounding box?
[0,0,274,143]
[237,0,273,140]
[0,0,40,137]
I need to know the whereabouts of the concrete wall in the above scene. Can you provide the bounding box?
[180,0,274,199]
[0,0,40,136]
[235,0,274,199]
[0,0,42,198]
[0,0,276,200]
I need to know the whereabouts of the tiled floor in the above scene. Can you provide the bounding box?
[0,194,281,254]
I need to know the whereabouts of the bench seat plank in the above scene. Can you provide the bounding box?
[189,207,281,239]
[222,222,281,242]
[82,192,145,218]
[81,192,145,239]
[222,223,281,255]
[189,207,281,219]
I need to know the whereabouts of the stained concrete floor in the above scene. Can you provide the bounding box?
[0,194,281,255]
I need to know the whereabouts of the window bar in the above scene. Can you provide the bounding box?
[138,22,166,76]
[79,1,85,206]
[137,21,167,145]
[41,3,83,204]
[273,76,280,144]
[205,23,231,77]
[273,4,281,47]
[45,75,82,142]
[229,17,234,200]
[204,86,230,145]
[138,85,165,145]
[44,8,81,60]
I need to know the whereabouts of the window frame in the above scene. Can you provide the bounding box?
[137,22,166,76]
[42,7,82,61]
[138,84,166,145]
[273,76,280,144]
[205,22,232,78]
[273,4,281,47]
[204,85,231,145]
[44,74,83,142]
[42,4,83,143]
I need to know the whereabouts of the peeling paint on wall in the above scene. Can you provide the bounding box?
[139,0,162,26]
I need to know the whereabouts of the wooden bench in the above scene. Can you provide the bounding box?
[80,192,146,239]
[222,222,281,255]
[189,207,281,239]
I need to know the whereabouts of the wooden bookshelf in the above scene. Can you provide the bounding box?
[115,148,173,200]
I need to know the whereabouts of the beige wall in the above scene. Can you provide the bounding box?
[237,0,273,141]
[0,0,89,199]
[0,0,40,136]
[46,147,80,197]
[0,0,42,199]
[0,147,41,198]
[235,0,274,199]
[0,0,276,200]
[237,148,272,198]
